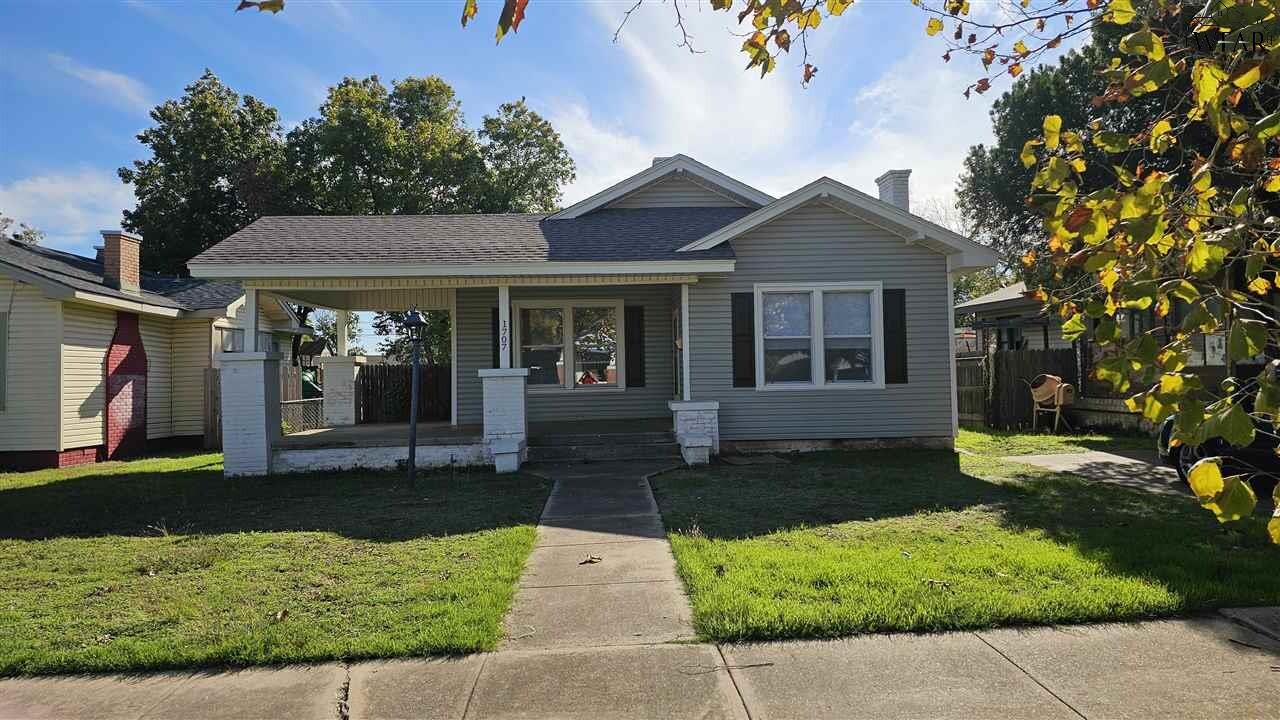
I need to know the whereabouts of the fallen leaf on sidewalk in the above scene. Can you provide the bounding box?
[580,555,603,565]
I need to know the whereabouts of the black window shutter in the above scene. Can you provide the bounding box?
[490,308,500,369]
[884,289,908,384]
[625,306,645,387]
[731,292,755,387]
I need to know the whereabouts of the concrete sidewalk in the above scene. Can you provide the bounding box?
[3,611,1278,719]
[1005,449,1185,496]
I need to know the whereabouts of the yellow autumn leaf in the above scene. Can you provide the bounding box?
[926,17,944,36]
[1265,175,1280,193]
[1043,115,1062,150]
[1013,39,1029,56]
[826,0,854,16]
[1020,139,1040,168]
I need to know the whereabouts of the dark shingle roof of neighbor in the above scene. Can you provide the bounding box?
[189,207,750,266]
[0,239,244,311]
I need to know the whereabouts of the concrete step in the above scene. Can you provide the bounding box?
[527,431,676,447]
[527,442,682,464]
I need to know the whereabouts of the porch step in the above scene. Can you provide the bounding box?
[526,441,682,464]
[528,431,675,447]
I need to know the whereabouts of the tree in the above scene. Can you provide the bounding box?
[0,213,43,245]
[119,70,290,275]
[479,99,575,212]
[372,311,451,365]
[310,310,365,355]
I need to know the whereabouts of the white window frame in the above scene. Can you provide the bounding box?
[513,298,626,393]
[754,282,885,391]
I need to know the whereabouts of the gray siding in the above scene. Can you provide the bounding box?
[687,203,954,440]
[455,285,676,425]
[607,176,746,209]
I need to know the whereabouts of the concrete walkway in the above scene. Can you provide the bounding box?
[4,461,1280,719]
[1005,449,1186,496]
[501,461,695,650]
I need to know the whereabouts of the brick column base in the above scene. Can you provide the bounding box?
[317,356,365,427]
[217,352,281,477]
[669,400,720,465]
[480,368,529,473]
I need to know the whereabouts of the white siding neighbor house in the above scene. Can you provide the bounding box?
[0,231,306,469]
[188,155,997,476]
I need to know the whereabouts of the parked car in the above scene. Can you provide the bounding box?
[1158,414,1280,495]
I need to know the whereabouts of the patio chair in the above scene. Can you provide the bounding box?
[1026,374,1075,433]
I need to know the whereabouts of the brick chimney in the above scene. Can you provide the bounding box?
[875,169,911,211]
[100,230,142,295]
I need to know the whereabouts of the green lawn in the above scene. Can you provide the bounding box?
[0,453,550,675]
[650,450,1280,642]
[956,427,1155,457]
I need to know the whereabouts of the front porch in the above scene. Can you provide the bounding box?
[215,277,719,476]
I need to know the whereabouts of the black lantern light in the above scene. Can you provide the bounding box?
[401,305,429,487]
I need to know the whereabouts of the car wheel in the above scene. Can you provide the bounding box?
[1174,442,1214,483]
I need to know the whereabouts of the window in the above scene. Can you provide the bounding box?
[755,283,883,389]
[823,292,873,383]
[514,300,624,390]
[519,307,565,386]
[761,292,812,384]
[217,327,244,353]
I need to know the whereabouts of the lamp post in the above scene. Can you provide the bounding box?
[401,305,428,488]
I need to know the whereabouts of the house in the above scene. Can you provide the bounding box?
[0,232,307,469]
[954,281,1074,352]
[188,155,997,476]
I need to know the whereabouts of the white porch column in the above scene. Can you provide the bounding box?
[480,367,528,473]
[244,288,259,352]
[497,285,511,369]
[317,355,365,427]
[218,351,281,476]
[681,283,692,401]
[669,400,719,465]
[335,309,350,357]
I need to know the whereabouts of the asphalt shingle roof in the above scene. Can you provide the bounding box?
[954,281,1035,312]
[189,207,749,266]
[0,240,244,311]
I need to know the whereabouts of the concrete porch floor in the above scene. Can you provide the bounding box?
[275,417,673,450]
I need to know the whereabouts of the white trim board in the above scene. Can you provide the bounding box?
[547,154,774,220]
[189,260,736,279]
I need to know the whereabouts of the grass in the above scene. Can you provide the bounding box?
[0,453,551,675]
[650,450,1280,642]
[956,427,1155,457]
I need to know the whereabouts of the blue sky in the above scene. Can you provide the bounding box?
[0,0,1053,348]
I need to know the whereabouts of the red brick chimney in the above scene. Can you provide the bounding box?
[100,230,142,295]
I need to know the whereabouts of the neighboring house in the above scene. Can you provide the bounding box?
[0,232,306,469]
[955,282,1074,352]
[189,154,997,476]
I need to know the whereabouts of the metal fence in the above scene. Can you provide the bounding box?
[281,398,325,434]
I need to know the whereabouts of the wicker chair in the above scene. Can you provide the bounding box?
[1025,374,1075,433]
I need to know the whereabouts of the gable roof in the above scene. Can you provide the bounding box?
[0,239,244,313]
[676,177,998,273]
[187,207,746,277]
[546,154,774,220]
[954,281,1040,313]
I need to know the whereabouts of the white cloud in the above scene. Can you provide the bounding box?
[47,54,153,114]
[0,168,136,256]
[545,4,1076,215]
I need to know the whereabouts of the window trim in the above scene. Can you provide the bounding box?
[753,282,885,391]
[513,298,627,393]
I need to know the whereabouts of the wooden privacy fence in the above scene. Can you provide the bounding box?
[955,348,1078,430]
[956,355,986,428]
[355,364,451,424]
